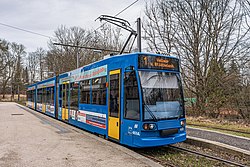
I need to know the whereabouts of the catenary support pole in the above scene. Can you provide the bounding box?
[137,18,141,52]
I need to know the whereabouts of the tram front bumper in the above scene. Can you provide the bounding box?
[133,132,186,148]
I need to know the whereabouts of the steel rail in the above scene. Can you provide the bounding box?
[168,145,247,167]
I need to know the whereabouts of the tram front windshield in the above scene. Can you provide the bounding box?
[139,71,184,121]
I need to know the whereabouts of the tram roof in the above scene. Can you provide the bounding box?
[28,52,179,86]
[58,52,179,77]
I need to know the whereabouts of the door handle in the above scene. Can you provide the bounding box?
[116,122,119,126]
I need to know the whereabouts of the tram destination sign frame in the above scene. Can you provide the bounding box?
[138,55,179,71]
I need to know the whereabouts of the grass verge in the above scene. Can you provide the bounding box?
[136,147,228,167]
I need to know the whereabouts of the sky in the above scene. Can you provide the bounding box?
[0,0,145,53]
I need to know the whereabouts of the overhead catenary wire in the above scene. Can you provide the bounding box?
[114,0,139,17]
[0,22,52,39]
[0,0,140,39]
[53,42,129,53]
[95,0,139,31]
[0,0,140,51]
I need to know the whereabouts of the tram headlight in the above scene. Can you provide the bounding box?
[143,123,156,130]
[149,124,155,130]
[180,120,185,127]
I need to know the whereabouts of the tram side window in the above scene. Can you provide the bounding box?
[110,74,120,117]
[46,87,54,105]
[27,91,31,101]
[92,77,107,105]
[80,80,91,104]
[70,82,79,110]
[27,90,33,102]
[29,91,32,101]
[32,90,35,102]
[59,85,62,107]
[46,87,50,105]
[37,89,42,103]
[42,88,46,104]
[124,71,140,120]
[51,87,54,105]
[62,84,69,107]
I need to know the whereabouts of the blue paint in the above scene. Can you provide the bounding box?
[27,52,186,147]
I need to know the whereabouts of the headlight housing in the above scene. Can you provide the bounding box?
[143,123,157,130]
[180,120,186,127]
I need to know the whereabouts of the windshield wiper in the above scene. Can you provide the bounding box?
[147,74,159,80]
[144,104,157,122]
[142,74,159,86]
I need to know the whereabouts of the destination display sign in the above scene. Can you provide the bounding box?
[138,55,179,71]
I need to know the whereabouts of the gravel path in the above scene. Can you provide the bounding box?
[187,127,250,151]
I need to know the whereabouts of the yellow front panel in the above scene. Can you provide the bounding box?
[42,104,46,113]
[62,108,65,120]
[62,108,69,120]
[65,109,68,120]
[108,117,120,140]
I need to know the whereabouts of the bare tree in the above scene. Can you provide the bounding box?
[0,40,11,98]
[0,39,9,74]
[143,0,250,116]
[99,24,124,52]
[11,43,26,100]
[47,25,125,75]
[27,51,40,83]
[33,48,46,81]
[47,26,96,74]
[0,42,26,99]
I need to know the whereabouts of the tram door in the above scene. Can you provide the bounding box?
[108,69,121,140]
[62,82,69,121]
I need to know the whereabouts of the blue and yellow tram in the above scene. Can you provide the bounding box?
[36,77,57,117]
[26,52,186,147]
[26,83,36,109]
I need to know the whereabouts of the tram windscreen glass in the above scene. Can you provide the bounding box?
[138,55,179,71]
[139,71,184,121]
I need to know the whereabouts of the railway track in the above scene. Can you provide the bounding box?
[187,123,250,135]
[137,145,247,167]
[139,153,176,167]
[168,145,247,167]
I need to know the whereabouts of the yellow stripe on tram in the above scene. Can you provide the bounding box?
[110,69,120,75]
[63,81,69,84]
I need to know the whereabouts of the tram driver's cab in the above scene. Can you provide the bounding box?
[121,55,186,147]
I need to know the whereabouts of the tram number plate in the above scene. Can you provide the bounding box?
[160,128,178,137]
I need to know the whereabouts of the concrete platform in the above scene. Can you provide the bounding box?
[187,126,250,150]
[0,102,162,167]
[186,127,250,159]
